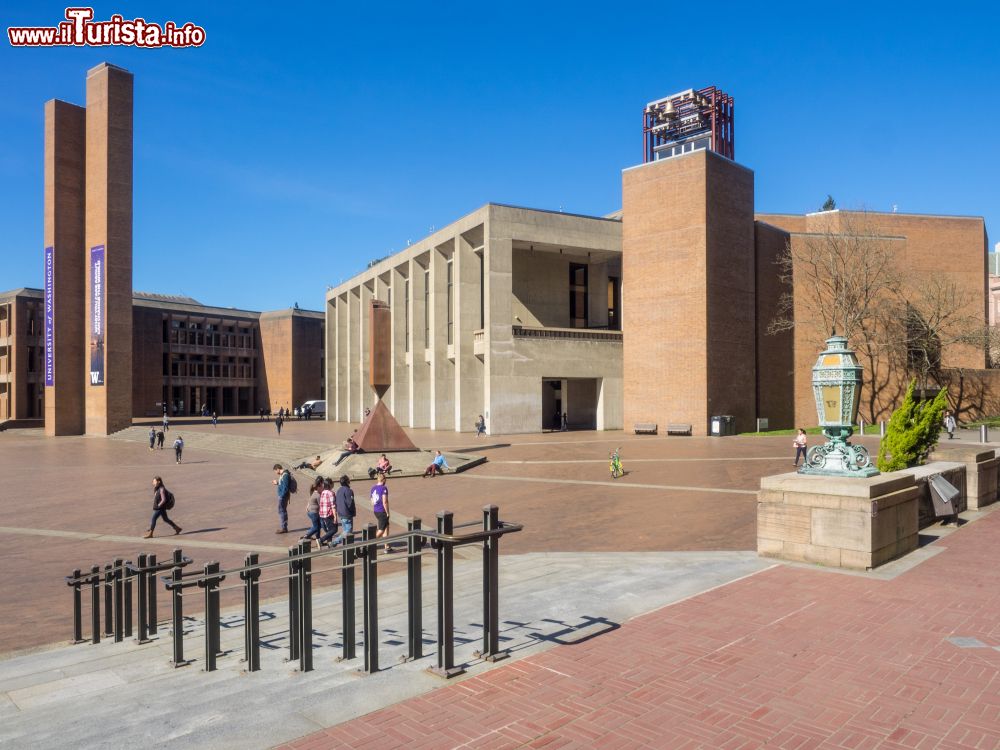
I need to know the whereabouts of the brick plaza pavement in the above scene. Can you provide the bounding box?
[0,419,873,655]
[280,506,1000,750]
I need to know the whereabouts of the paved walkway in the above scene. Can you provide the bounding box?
[279,507,1000,750]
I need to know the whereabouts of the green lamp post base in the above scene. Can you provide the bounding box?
[798,426,880,478]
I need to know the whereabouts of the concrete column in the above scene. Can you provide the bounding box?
[389,264,409,419]
[429,244,453,430]
[359,282,373,418]
[85,63,133,435]
[588,261,610,328]
[44,99,86,436]
[483,230,515,434]
[347,288,359,421]
[326,296,337,421]
[408,257,429,428]
[336,294,348,422]
[454,233,483,432]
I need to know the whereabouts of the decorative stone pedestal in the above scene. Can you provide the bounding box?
[930,445,999,510]
[758,472,919,570]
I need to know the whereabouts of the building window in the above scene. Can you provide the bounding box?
[404,278,410,353]
[423,269,430,348]
[608,276,621,331]
[569,263,588,328]
[446,260,454,345]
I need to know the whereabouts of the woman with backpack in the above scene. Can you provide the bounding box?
[144,476,181,538]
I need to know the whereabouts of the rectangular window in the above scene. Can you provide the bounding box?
[569,263,588,328]
[404,278,410,353]
[446,260,454,345]
[423,269,430,348]
[608,276,621,331]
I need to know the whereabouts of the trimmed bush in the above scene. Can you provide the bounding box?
[876,379,948,472]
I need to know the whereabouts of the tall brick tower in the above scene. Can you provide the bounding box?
[43,100,87,436]
[622,87,756,435]
[84,63,133,435]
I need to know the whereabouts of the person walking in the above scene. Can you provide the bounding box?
[475,415,486,438]
[944,411,957,440]
[300,477,323,543]
[793,428,808,467]
[316,477,337,548]
[143,476,181,538]
[421,450,451,478]
[173,435,184,464]
[162,414,169,432]
[370,473,392,553]
[324,475,356,547]
[272,463,291,534]
[276,414,284,435]
[156,429,165,449]
[561,412,568,432]
[211,411,218,428]
[148,427,156,451]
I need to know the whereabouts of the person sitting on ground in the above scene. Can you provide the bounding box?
[368,453,392,480]
[335,436,359,465]
[421,450,450,478]
[295,454,324,471]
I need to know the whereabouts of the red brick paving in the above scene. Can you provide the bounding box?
[277,509,1000,750]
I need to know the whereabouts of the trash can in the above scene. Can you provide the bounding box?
[928,474,960,518]
[710,415,736,436]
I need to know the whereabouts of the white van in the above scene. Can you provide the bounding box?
[300,400,326,417]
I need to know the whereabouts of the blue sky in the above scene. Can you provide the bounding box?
[2,1,998,312]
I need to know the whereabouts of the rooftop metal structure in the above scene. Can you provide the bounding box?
[643,86,734,163]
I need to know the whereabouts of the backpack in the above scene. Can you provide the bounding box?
[163,489,175,510]
[287,472,298,494]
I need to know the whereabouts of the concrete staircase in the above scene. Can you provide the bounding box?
[111,426,331,468]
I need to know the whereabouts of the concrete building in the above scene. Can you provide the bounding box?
[0,287,324,425]
[325,204,623,435]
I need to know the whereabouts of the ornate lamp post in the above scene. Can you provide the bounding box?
[799,333,879,477]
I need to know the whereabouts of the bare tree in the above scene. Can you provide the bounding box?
[769,214,903,421]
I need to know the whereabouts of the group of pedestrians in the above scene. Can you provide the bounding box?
[147,426,184,463]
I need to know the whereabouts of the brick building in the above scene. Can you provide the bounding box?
[0,287,323,425]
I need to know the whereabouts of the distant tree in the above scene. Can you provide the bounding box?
[821,195,836,211]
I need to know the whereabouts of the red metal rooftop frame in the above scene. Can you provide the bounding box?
[642,86,734,163]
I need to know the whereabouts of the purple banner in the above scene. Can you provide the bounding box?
[89,245,105,386]
[44,246,54,387]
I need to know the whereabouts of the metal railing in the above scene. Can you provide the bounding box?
[512,325,623,342]
[66,505,521,679]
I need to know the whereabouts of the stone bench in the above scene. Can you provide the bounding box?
[667,424,692,436]
[929,445,999,510]
[633,423,658,435]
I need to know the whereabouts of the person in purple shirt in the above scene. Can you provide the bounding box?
[370,473,391,553]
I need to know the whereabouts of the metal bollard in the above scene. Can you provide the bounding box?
[341,532,356,661]
[287,546,299,663]
[405,518,423,661]
[200,561,222,672]
[241,552,261,672]
[147,553,158,636]
[90,565,101,644]
[880,420,886,438]
[169,567,187,667]
[103,563,114,636]
[297,541,313,673]
[475,505,507,663]
[123,560,133,638]
[430,511,463,678]
[136,553,150,644]
[859,417,865,435]
[361,524,379,673]
[981,425,989,443]
[113,558,124,643]
[69,568,85,644]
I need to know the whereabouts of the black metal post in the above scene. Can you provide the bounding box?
[340,532,356,661]
[103,563,114,636]
[362,524,379,673]
[287,546,299,663]
[147,552,158,636]
[123,559,133,639]
[406,518,423,661]
[201,561,221,672]
[241,552,260,672]
[113,558,124,643]
[136,553,149,644]
[70,568,84,644]
[90,565,101,644]
[170,567,186,667]
[297,541,313,672]
[430,511,462,678]
[475,505,507,663]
